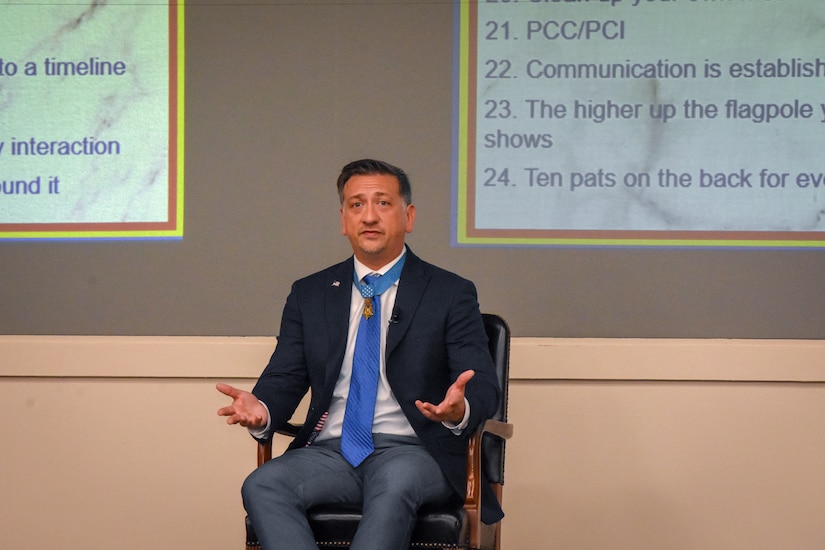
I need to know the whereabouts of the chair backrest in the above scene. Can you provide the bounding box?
[481,313,510,485]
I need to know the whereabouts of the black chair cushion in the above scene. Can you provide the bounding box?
[247,502,467,549]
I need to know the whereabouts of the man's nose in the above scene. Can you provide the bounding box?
[362,203,378,222]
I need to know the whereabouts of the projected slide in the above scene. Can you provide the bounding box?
[0,1,183,240]
[454,1,825,248]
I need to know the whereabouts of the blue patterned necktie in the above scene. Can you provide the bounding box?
[341,273,382,467]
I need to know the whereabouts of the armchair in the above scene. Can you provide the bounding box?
[245,313,512,550]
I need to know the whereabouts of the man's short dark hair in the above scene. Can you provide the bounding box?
[336,159,412,206]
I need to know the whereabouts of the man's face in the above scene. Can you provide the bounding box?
[340,173,415,269]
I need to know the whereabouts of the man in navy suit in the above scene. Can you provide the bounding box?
[217,159,501,550]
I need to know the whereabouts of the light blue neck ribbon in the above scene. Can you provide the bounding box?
[353,254,406,298]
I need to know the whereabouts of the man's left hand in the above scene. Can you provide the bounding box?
[415,370,475,423]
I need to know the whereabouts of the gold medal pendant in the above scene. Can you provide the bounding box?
[362,297,374,320]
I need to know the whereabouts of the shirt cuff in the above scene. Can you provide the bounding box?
[247,400,271,439]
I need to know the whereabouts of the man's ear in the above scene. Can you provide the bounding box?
[405,204,416,233]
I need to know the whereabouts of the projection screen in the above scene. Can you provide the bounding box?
[454,1,825,248]
[0,1,184,240]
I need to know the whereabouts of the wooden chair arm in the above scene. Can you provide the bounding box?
[256,423,302,466]
[480,418,514,441]
[465,419,513,550]
[466,419,514,502]
[257,439,272,466]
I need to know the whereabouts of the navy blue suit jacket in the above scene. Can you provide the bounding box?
[252,247,503,523]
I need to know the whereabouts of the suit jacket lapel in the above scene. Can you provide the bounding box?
[386,248,428,357]
[324,258,354,386]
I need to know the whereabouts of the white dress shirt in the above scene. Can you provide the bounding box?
[251,249,469,440]
[316,250,415,441]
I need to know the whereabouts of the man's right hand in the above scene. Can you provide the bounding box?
[216,383,269,429]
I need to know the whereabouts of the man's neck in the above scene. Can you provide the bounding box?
[354,248,406,277]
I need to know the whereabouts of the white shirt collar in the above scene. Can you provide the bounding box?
[353,248,406,282]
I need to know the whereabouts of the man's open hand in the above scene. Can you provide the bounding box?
[216,383,268,429]
[415,370,475,424]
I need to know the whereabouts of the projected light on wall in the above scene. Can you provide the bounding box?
[0,1,184,240]
[453,1,825,248]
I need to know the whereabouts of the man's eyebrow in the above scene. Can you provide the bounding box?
[347,191,393,200]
